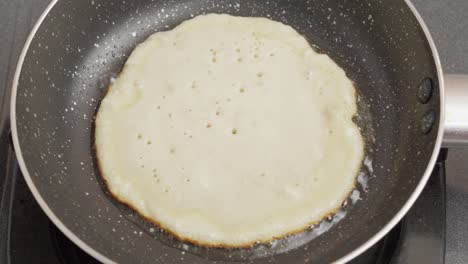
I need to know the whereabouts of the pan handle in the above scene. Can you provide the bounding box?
[442,74,468,147]
[0,131,17,264]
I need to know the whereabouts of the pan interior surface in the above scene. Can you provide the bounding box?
[13,0,441,263]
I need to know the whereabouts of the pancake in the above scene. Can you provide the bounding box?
[95,14,364,247]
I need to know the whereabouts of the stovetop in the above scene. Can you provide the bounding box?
[1,0,468,263]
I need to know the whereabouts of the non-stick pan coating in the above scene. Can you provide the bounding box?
[13,0,441,263]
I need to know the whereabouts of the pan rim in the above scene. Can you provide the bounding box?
[9,0,114,263]
[337,0,445,262]
[335,0,445,263]
[9,0,445,263]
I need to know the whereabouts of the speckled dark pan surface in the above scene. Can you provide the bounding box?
[13,0,441,263]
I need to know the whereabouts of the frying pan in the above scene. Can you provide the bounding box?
[6,0,468,263]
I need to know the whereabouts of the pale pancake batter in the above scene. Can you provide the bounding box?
[95,14,364,247]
